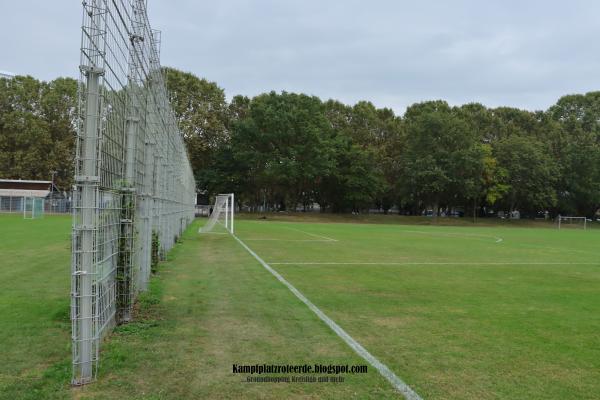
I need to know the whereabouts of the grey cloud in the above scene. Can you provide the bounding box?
[2,0,599,114]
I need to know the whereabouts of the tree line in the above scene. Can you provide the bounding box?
[0,76,77,189]
[165,68,600,218]
[1,70,599,217]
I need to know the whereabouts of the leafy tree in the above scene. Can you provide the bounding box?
[397,101,484,216]
[227,95,251,129]
[323,100,402,212]
[489,107,539,141]
[4,69,599,218]
[493,135,558,212]
[0,75,77,189]
[318,136,384,212]
[454,104,510,216]
[163,67,228,193]
[548,92,600,216]
[230,91,335,210]
[40,77,78,188]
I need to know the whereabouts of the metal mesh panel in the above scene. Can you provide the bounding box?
[71,0,196,385]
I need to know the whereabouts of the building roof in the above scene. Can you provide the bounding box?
[0,189,50,198]
[0,179,52,190]
[0,179,52,184]
[0,179,62,197]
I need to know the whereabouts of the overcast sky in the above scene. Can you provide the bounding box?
[1,0,599,114]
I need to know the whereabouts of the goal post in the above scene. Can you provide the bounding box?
[557,215,587,230]
[199,193,235,234]
[23,197,44,219]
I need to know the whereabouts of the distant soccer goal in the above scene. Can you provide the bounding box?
[557,215,587,230]
[200,194,235,234]
[23,197,44,219]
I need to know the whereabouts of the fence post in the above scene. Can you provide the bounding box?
[73,64,103,384]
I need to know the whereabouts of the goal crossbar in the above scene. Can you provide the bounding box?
[557,215,587,230]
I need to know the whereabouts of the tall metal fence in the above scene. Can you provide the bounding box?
[71,0,196,385]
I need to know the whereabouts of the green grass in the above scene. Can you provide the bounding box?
[0,214,72,399]
[1,213,599,399]
[232,219,600,399]
[236,211,571,229]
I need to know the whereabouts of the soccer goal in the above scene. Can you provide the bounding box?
[23,197,44,219]
[557,215,587,230]
[199,193,235,234]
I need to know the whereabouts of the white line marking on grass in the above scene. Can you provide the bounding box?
[232,234,422,400]
[269,261,599,266]
[401,229,503,244]
[243,238,336,242]
[284,226,338,242]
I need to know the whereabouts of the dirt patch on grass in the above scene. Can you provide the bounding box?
[373,316,419,329]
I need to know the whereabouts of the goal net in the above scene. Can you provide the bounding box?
[23,197,44,219]
[557,215,587,230]
[199,193,235,234]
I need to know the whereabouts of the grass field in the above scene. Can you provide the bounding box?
[1,213,599,399]
[0,214,71,400]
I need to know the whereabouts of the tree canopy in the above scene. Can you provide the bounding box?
[0,76,77,189]
[1,69,599,217]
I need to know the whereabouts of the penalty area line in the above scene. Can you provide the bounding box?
[284,226,338,242]
[400,229,503,244]
[231,233,422,400]
[243,238,336,242]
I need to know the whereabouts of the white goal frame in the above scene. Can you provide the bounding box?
[199,193,235,234]
[23,196,44,219]
[557,215,587,230]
